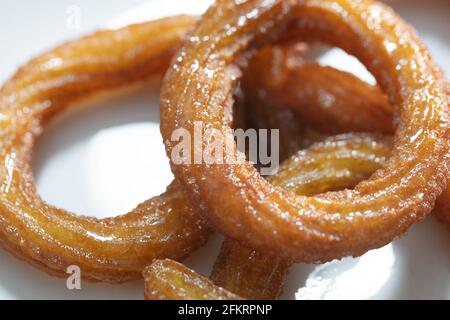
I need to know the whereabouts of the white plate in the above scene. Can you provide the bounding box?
[0,0,449,300]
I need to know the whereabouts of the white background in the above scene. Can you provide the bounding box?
[0,0,449,299]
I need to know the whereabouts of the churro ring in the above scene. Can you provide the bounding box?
[144,42,398,299]
[0,16,213,282]
[160,0,450,262]
[250,44,450,230]
[216,41,447,297]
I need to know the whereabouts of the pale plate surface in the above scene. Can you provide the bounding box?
[0,0,449,299]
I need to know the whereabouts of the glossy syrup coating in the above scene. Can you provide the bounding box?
[0,16,213,283]
[144,259,241,300]
[160,0,450,263]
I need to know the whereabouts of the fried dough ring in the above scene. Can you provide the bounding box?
[146,49,396,299]
[251,44,450,230]
[213,42,394,297]
[160,0,450,262]
[212,44,394,298]
[0,16,215,283]
[223,40,447,296]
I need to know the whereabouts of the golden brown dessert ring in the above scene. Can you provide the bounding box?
[0,16,214,283]
[143,54,399,299]
[145,42,399,299]
[160,0,450,263]
[246,43,450,230]
[213,42,449,298]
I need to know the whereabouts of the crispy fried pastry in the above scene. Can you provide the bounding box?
[160,0,450,262]
[0,16,212,283]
